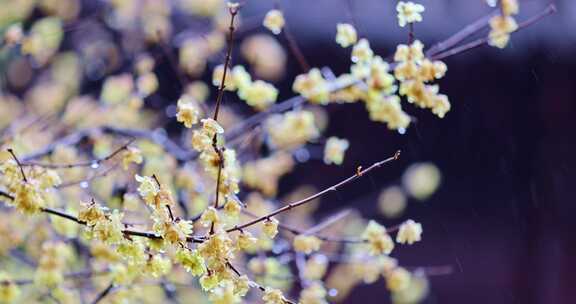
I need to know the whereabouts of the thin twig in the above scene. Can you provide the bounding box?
[431,3,556,61]
[212,5,239,121]
[91,282,114,304]
[7,149,27,182]
[226,151,400,233]
[0,194,205,243]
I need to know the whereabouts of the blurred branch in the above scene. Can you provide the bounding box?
[431,3,556,60]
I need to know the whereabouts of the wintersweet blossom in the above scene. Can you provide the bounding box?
[323,137,349,165]
[176,98,200,128]
[262,217,279,239]
[263,9,285,35]
[335,23,357,48]
[293,235,323,254]
[386,267,412,292]
[396,219,423,244]
[201,118,225,136]
[122,147,143,170]
[263,287,285,304]
[135,175,160,206]
[351,39,374,63]
[396,1,425,27]
[362,220,395,255]
[238,80,279,111]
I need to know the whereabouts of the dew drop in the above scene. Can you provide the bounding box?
[90,162,99,169]
[328,288,338,297]
[398,127,406,135]
[80,181,89,189]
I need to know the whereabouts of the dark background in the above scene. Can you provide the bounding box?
[262,1,576,303]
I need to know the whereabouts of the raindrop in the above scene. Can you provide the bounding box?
[328,288,338,297]
[80,181,89,189]
[398,127,406,135]
[90,162,99,169]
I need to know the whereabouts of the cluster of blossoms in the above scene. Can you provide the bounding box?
[0,159,61,214]
[488,0,520,48]
[0,0,547,303]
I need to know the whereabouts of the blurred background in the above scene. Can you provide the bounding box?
[2,0,575,303]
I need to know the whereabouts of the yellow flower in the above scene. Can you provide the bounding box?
[199,272,220,291]
[386,267,412,292]
[335,23,357,48]
[191,130,213,152]
[12,182,44,214]
[209,280,241,304]
[394,40,424,63]
[78,201,106,226]
[212,64,236,90]
[233,275,250,297]
[299,281,327,304]
[176,98,200,128]
[293,235,322,254]
[238,80,278,111]
[145,254,172,278]
[396,219,423,245]
[263,9,285,35]
[303,254,328,281]
[231,65,252,90]
[136,72,159,97]
[223,197,242,219]
[351,38,373,63]
[0,272,20,303]
[154,219,193,245]
[201,118,225,136]
[92,210,124,245]
[501,0,519,16]
[292,68,330,104]
[266,111,319,150]
[366,94,411,130]
[237,231,258,251]
[39,169,62,189]
[362,220,395,255]
[135,175,159,206]
[262,287,285,304]
[200,206,220,228]
[122,147,143,170]
[323,137,349,165]
[262,218,279,239]
[175,248,205,276]
[396,1,425,27]
[100,74,133,104]
[488,15,518,49]
[367,56,396,94]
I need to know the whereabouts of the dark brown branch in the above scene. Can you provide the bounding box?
[242,209,365,243]
[7,149,27,182]
[0,194,205,243]
[212,5,239,121]
[226,151,400,233]
[91,282,114,304]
